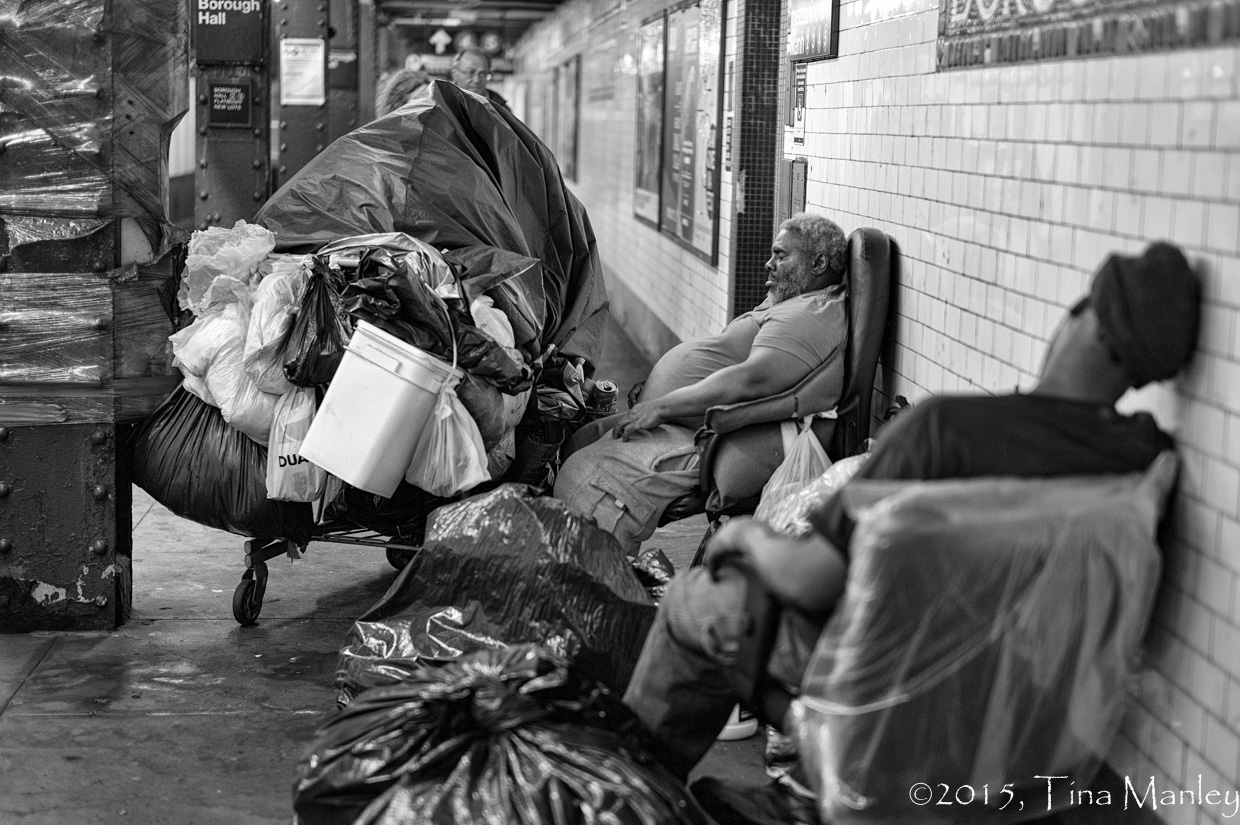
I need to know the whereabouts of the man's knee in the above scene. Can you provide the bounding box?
[660,568,752,659]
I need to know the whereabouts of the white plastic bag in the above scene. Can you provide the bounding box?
[405,384,490,497]
[762,452,871,536]
[243,255,311,394]
[267,387,327,502]
[753,416,832,527]
[179,220,275,317]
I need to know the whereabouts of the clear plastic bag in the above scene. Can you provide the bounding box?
[266,387,327,503]
[404,383,490,497]
[752,417,832,526]
[761,453,872,537]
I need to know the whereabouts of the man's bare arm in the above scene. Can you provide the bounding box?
[613,347,807,439]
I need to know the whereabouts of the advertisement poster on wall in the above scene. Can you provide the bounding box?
[659,0,722,261]
[634,16,665,226]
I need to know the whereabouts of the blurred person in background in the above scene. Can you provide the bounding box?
[449,47,511,111]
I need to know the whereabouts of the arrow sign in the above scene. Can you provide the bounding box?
[430,28,452,54]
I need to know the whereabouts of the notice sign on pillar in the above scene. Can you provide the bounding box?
[193,0,265,64]
[207,80,253,128]
[280,39,327,106]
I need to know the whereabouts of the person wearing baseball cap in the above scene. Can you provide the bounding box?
[622,241,1201,825]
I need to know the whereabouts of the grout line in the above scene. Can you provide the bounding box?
[0,637,58,717]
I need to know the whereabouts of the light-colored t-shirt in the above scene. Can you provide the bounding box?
[640,285,848,427]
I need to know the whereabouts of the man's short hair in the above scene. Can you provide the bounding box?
[452,47,492,70]
[780,213,848,279]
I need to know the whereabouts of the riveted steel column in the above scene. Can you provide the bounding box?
[0,0,188,631]
[327,0,361,141]
[193,0,271,229]
[271,0,331,192]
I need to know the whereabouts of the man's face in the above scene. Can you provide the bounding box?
[450,53,491,96]
[765,229,816,303]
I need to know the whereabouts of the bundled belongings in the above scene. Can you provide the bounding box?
[788,453,1178,824]
[335,485,655,704]
[254,81,607,375]
[295,645,713,825]
[256,81,606,485]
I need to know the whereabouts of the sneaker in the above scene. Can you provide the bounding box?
[690,774,821,825]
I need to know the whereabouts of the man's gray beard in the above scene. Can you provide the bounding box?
[770,269,812,303]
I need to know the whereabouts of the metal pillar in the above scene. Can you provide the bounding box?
[272,0,331,192]
[328,0,361,142]
[192,0,271,229]
[0,0,189,631]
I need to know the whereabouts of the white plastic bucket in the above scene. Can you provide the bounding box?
[300,320,460,497]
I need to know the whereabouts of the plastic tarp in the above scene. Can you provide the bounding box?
[295,645,712,825]
[254,81,607,372]
[335,484,655,705]
[788,452,1178,824]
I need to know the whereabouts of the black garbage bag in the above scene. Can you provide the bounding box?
[335,484,655,704]
[294,645,712,825]
[341,246,532,393]
[255,81,607,373]
[281,260,350,387]
[335,481,457,542]
[441,244,545,359]
[132,386,313,543]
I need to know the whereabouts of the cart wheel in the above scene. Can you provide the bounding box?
[385,546,417,570]
[232,564,267,626]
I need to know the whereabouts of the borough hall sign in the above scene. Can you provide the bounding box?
[939,0,1240,69]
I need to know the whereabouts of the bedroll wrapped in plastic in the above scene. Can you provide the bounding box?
[335,484,655,704]
[295,645,712,825]
[254,81,607,372]
[788,452,1178,824]
[131,386,314,544]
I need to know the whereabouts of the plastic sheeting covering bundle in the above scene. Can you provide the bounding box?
[255,81,607,372]
[788,452,1179,825]
[0,0,188,232]
[0,247,186,426]
[131,386,313,544]
[296,645,713,825]
[335,484,655,705]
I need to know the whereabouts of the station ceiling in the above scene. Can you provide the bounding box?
[374,0,562,59]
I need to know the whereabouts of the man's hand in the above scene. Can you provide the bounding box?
[611,400,666,441]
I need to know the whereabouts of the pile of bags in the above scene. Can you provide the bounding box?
[133,81,609,544]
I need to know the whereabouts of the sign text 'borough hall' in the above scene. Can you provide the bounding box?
[939,0,1240,70]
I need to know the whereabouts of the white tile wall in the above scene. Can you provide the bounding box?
[513,0,734,355]
[794,0,1240,810]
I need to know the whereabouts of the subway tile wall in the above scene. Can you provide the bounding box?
[513,0,739,357]
[797,0,1240,816]
[516,0,1240,814]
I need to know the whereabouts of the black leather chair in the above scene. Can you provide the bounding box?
[657,227,893,565]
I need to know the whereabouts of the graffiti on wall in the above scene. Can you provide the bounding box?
[939,0,1240,70]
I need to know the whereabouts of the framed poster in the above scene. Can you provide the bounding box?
[634,15,666,226]
[659,0,723,262]
[556,56,581,181]
[787,0,840,61]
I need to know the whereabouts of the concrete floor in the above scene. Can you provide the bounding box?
[0,317,766,825]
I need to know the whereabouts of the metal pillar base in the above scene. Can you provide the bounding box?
[0,424,132,632]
